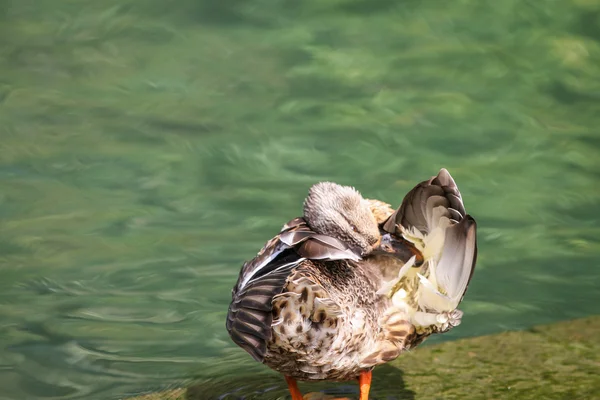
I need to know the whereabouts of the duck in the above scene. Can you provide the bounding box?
[226,169,477,400]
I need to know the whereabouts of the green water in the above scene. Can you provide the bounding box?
[1,0,600,399]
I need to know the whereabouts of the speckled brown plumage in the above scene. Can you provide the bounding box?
[265,257,414,381]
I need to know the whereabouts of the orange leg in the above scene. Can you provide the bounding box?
[358,370,372,400]
[285,375,304,400]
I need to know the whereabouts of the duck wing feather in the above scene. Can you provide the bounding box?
[382,168,478,308]
[226,217,359,362]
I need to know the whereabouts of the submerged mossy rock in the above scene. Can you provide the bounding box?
[124,316,600,400]
[387,315,600,399]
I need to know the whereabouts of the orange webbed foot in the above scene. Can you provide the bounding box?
[285,376,304,400]
[359,370,372,400]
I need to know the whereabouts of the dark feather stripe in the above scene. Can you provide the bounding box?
[236,237,282,286]
[458,215,478,300]
[432,169,465,216]
[447,208,463,221]
[240,248,299,289]
[383,168,468,235]
[227,262,300,361]
[236,308,267,327]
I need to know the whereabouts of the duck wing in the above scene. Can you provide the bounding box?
[226,217,358,362]
[383,168,478,311]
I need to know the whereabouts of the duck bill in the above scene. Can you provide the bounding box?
[371,233,424,266]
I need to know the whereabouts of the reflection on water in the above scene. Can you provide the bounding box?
[1,0,600,399]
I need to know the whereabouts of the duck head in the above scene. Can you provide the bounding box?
[303,182,381,257]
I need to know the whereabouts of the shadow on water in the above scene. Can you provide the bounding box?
[185,364,415,400]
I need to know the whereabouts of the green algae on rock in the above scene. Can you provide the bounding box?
[123,316,600,400]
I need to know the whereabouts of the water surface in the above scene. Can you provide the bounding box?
[1,0,600,399]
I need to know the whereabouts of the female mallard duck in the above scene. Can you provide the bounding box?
[226,169,477,400]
